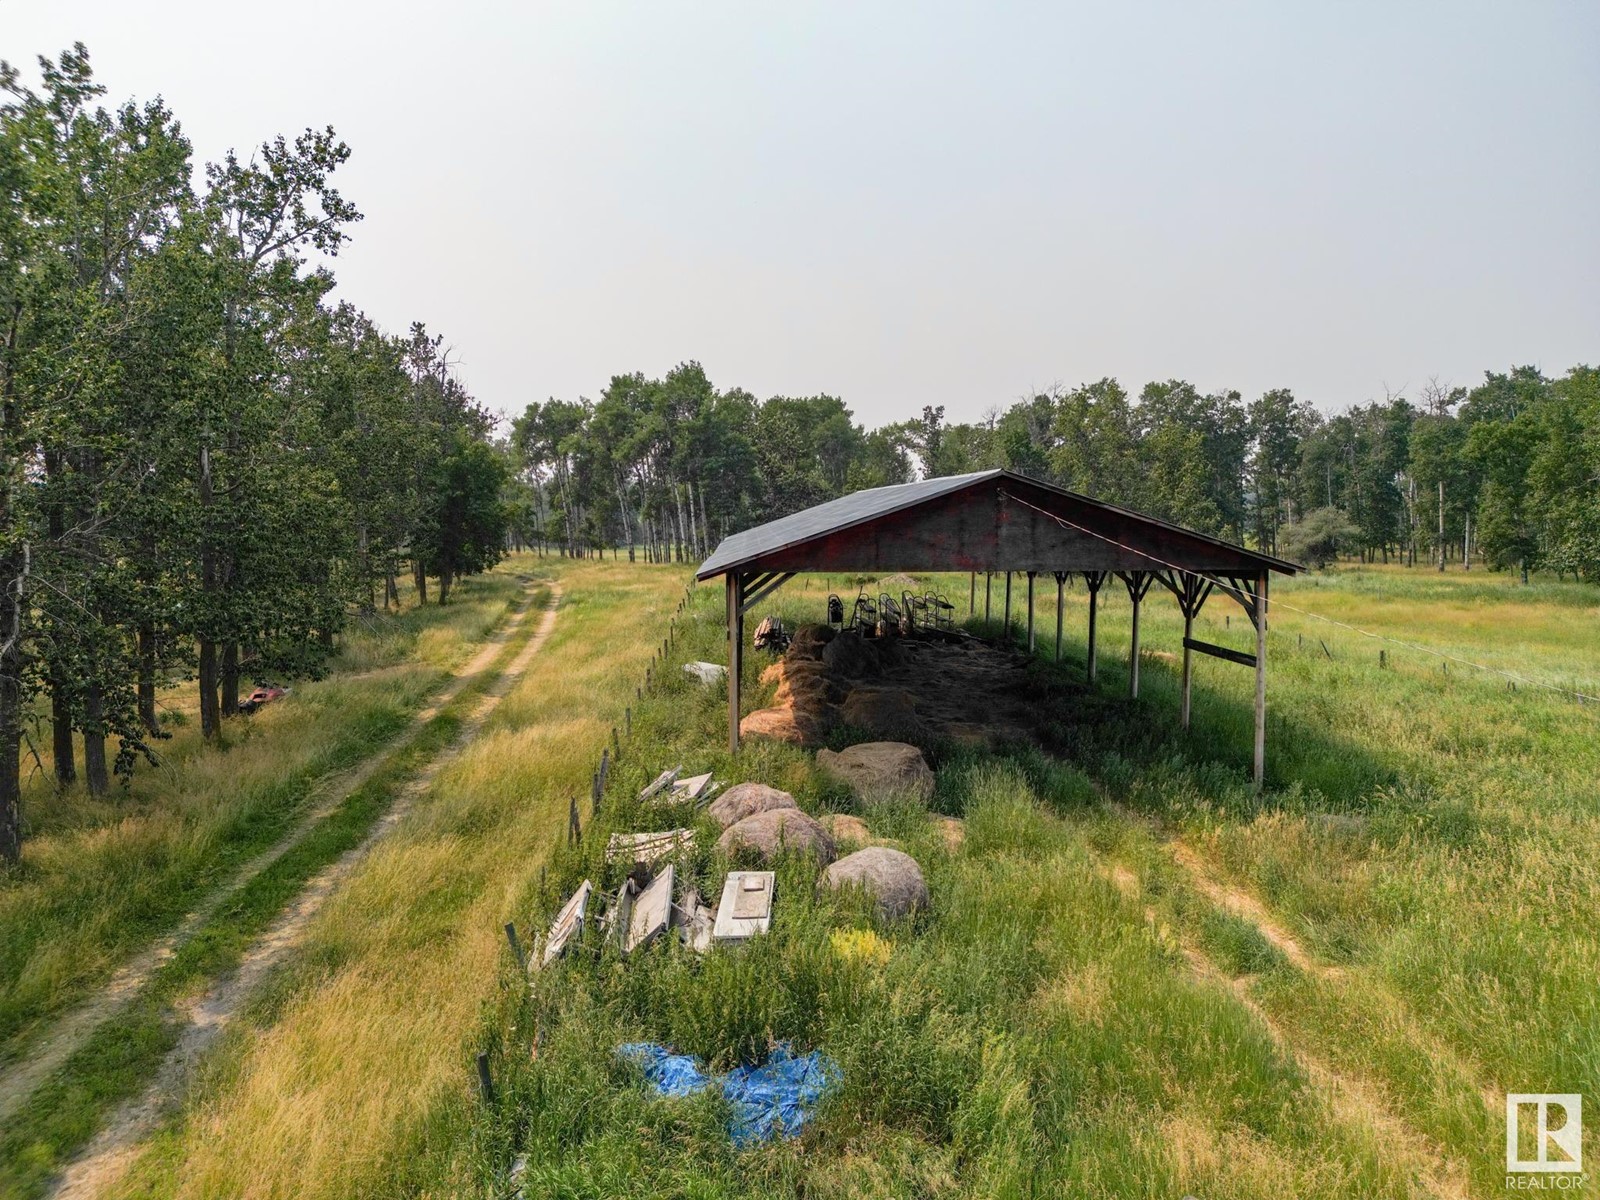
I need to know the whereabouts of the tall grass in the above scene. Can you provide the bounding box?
[97,562,1600,1198]
[0,573,521,1063]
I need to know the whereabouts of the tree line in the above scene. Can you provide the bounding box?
[1,47,508,860]
[510,362,1598,579]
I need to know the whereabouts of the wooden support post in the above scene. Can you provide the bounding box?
[1254,570,1268,790]
[985,572,992,623]
[476,1053,496,1105]
[1181,606,1194,729]
[1026,572,1036,653]
[1054,572,1066,661]
[504,922,526,972]
[1004,572,1012,638]
[969,571,976,617]
[1129,589,1142,698]
[727,572,743,755]
[1086,572,1103,683]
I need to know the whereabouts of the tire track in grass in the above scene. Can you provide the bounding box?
[1096,856,1470,1198]
[1166,835,1500,1113]
[1106,837,1488,1198]
[0,582,540,1133]
[47,585,562,1200]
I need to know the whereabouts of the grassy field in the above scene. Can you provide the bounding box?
[461,563,1596,1199]
[8,558,1595,1198]
[0,571,538,1198]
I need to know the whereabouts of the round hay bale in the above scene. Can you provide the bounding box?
[820,846,928,919]
[717,808,836,865]
[816,741,935,803]
[707,782,798,829]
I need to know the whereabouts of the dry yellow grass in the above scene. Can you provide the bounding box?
[119,557,689,1200]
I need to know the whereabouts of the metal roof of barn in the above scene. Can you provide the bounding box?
[695,469,1299,579]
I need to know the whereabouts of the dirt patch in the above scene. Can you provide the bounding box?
[46,586,563,1200]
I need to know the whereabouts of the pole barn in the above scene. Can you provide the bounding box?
[696,470,1299,787]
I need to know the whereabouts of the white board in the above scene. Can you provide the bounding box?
[605,828,694,865]
[625,865,674,953]
[541,879,592,966]
[712,871,775,942]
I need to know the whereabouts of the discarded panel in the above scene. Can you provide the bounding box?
[541,879,593,967]
[683,661,727,685]
[604,877,638,944]
[626,866,674,953]
[671,772,714,800]
[638,767,682,802]
[713,871,775,943]
[606,828,695,865]
[673,887,716,954]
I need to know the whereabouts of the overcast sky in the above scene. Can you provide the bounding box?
[5,2,1597,426]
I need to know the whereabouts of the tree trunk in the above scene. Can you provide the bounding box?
[83,684,109,796]
[199,637,220,739]
[439,568,453,605]
[0,677,18,863]
[137,622,159,735]
[221,642,240,717]
[414,560,428,605]
[51,682,76,787]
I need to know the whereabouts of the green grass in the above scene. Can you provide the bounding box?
[0,582,549,1200]
[453,564,1598,1198]
[0,573,523,1065]
[35,559,1596,1199]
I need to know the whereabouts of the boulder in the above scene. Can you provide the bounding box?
[839,688,926,740]
[788,624,836,660]
[820,847,928,919]
[821,813,873,846]
[816,741,935,803]
[717,808,836,865]
[822,632,882,679]
[707,782,798,829]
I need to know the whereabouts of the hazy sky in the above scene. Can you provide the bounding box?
[4,2,1597,426]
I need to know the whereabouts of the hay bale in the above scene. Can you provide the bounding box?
[717,808,836,865]
[820,847,928,919]
[788,624,837,660]
[822,813,873,847]
[707,782,798,829]
[816,741,935,803]
[822,632,882,678]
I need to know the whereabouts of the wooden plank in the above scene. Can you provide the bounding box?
[1183,636,1257,669]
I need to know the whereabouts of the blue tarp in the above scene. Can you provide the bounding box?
[618,1041,839,1145]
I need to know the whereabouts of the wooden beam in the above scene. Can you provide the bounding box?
[1182,636,1257,669]
[1254,569,1268,790]
[1118,571,1154,699]
[739,571,794,614]
[1053,572,1067,662]
[726,572,744,755]
[1084,571,1106,683]
[1026,571,1036,653]
[969,571,975,617]
[1003,571,1012,637]
[985,571,992,622]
